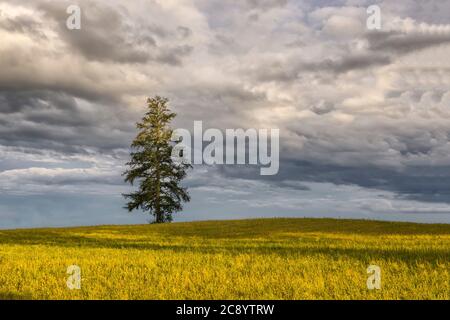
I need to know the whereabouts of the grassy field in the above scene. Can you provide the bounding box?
[0,218,449,300]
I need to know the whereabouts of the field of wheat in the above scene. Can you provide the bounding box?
[0,218,448,300]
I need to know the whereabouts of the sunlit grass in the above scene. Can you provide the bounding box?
[0,218,448,299]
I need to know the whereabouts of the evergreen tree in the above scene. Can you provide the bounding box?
[123,96,191,223]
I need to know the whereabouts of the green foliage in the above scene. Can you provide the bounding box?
[123,96,191,223]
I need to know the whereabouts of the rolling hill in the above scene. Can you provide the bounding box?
[0,218,449,299]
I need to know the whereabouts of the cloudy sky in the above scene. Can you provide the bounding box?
[1,0,450,229]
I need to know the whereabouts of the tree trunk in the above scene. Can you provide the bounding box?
[156,169,162,223]
[155,143,162,223]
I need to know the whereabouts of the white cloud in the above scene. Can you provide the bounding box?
[1,0,450,227]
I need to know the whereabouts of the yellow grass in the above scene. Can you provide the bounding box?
[0,218,449,300]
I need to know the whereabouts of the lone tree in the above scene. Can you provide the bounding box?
[123,96,191,223]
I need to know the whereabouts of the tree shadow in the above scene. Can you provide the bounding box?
[0,219,449,268]
[0,291,32,300]
[0,228,448,265]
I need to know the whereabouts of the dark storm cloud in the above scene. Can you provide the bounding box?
[1,0,450,228]
[249,53,391,83]
[286,162,450,205]
[169,83,269,128]
[0,12,45,38]
[0,90,135,153]
[309,101,335,115]
[218,160,450,206]
[0,47,132,104]
[155,45,194,66]
[252,26,450,84]
[37,1,193,65]
[0,90,79,116]
[245,0,288,10]
[367,30,450,55]
[305,53,392,74]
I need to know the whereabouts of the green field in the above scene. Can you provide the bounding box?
[0,218,449,300]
